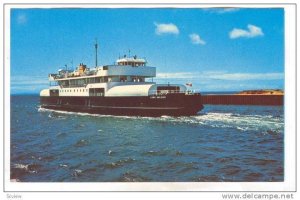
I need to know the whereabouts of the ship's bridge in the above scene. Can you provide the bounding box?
[96,65,155,78]
[116,56,146,67]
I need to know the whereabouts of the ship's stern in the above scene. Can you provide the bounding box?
[165,92,204,116]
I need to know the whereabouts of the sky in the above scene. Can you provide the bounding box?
[10,8,284,94]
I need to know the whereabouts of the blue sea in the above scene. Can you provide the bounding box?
[10,95,284,182]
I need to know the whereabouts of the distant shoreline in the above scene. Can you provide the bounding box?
[235,89,284,95]
[202,93,283,106]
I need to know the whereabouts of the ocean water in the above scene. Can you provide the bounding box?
[10,95,284,182]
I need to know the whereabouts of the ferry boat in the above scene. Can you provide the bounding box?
[40,44,204,116]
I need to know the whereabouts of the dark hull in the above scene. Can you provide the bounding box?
[40,93,204,117]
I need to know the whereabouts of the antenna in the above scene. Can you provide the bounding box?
[95,39,98,67]
[128,49,131,58]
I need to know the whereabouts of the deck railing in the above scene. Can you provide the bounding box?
[149,90,199,96]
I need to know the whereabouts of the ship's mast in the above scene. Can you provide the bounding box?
[95,39,98,67]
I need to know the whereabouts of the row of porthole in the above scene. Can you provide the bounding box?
[60,89,88,93]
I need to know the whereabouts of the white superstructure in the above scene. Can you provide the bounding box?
[40,55,187,97]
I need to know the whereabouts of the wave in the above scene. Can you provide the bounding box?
[72,169,83,177]
[145,112,283,133]
[74,139,89,147]
[103,157,136,169]
[11,163,42,174]
[118,172,151,182]
[38,107,139,119]
[37,107,283,133]
[13,163,29,170]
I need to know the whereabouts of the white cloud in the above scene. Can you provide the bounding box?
[204,8,240,14]
[11,75,49,94]
[154,23,179,35]
[156,71,283,81]
[189,33,206,45]
[157,72,196,79]
[17,14,27,24]
[208,72,283,80]
[11,75,48,85]
[215,8,240,14]
[229,24,264,39]
[154,71,283,91]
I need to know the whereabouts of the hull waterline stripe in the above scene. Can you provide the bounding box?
[42,104,185,110]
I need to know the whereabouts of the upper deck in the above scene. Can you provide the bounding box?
[49,56,155,81]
